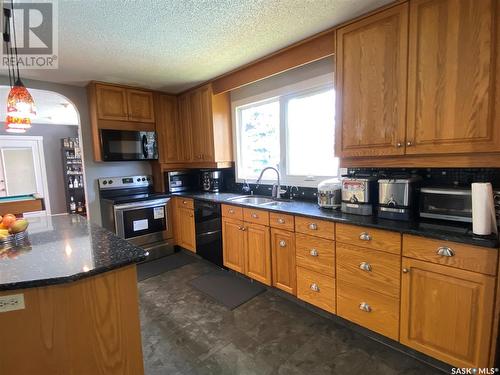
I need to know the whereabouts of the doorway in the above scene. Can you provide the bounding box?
[0,135,51,214]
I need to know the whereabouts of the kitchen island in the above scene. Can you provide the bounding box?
[0,215,147,374]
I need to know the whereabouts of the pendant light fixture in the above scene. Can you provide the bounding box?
[3,0,36,133]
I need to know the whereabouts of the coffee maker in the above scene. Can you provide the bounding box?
[341,176,378,215]
[200,170,223,192]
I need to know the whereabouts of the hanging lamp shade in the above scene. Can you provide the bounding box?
[5,115,31,133]
[6,79,36,120]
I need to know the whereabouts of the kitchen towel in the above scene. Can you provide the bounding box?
[472,182,498,236]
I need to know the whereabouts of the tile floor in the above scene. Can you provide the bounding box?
[139,256,444,375]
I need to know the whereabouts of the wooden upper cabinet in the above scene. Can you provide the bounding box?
[127,89,155,123]
[176,83,232,164]
[155,94,180,163]
[95,84,128,121]
[336,3,409,157]
[400,258,495,368]
[94,83,155,123]
[177,93,194,162]
[406,0,500,154]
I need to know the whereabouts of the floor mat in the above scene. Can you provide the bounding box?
[137,252,196,281]
[189,269,266,310]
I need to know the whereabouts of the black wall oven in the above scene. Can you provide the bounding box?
[100,129,158,161]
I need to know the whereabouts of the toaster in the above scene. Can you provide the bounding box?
[341,176,378,216]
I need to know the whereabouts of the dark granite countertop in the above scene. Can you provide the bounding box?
[174,192,499,249]
[0,215,147,291]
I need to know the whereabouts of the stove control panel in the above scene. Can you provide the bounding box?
[98,175,152,190]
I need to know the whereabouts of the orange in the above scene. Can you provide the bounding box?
[2,214,17,228]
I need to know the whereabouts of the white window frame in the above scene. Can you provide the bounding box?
[232,73,337,187]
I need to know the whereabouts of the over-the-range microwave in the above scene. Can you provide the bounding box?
[100,129,158,161]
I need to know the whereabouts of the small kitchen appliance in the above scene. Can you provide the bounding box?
[378,177,421,221]
[200,170,223,192]
[164,170,196,193]
[317,178,342,209]
[100,129,158,161]
[341,176,377,215]
[419,187,473,223]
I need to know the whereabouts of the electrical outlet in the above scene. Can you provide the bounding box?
[0,293,25,313]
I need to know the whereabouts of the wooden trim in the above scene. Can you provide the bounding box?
[87,83,102,161]
[212,31,335,94]
[96,119,155,131]
[158,161,233,170]
[339,153,500,168]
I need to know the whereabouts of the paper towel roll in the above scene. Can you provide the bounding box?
[472,183,498,236]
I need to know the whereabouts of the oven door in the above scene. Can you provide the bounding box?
[113,199,169,243]
[101,129,158,161]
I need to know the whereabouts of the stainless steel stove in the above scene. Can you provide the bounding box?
[98,175,174,262]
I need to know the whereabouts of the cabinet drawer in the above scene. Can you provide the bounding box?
[176,197,194,210]
[297,266,335,314]
[337,282,399,340]
[403,235,498,276]
[243,208,270,226]
[221,204,243,220]
[336,223,401,254]
[336,243,400,298]
[295,216,335,240]
[269,212,295,231]
[296,234,335,277]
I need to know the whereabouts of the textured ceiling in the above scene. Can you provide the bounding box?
[17,0,393,93]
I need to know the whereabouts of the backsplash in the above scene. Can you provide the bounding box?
[219,167,500,202]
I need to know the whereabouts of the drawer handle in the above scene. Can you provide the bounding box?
[310,283,320,292]
[359,302,371,313]
[279,240,286,247]
[359,262,371,272]
[228,209,235,214]
[277,218,285,224]
[359,232,371,241]
[437,246,455,257]
[239,226,246,231]
[251,213,258,219]
[183,200,188,204]
[308,223,318,230]
[310,248,318,257]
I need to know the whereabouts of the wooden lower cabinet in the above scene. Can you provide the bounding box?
[400,257,496,368]
[222,218,246,273]
[245,223,272,285]
[297,266,335,314]
[176,206,196,252]
[271,228,297,295]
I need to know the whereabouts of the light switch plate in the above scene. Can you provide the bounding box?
[0,293,25,313]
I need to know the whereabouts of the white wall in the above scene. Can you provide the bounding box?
[0,76,151,225]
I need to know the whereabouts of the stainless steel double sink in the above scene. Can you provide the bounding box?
[226,195,290,207]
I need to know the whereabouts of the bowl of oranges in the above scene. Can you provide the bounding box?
[0,214,29,247]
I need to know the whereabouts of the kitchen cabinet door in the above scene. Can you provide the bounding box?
[127,89,155,123]
[177,93,194,162]
[177,207,196,252]
[406,0,500,155]
[335,3,408,157]
[222,218,246,273]
[400,258,495,368]
[189,89,205,162]
[244,223,271,286]
[155,94,180,163]
[199,85,215,162]
[95,84,128,121]
[271,228,296,295]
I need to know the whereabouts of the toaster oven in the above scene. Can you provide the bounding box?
[419,187,472,223]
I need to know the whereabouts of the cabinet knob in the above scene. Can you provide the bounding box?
[310,248,318,257]
[402,268,410,273]
[407,141,412,146]
[308,223,318,230]
[279,240,286,247]
[239,226,246,231]
[359,262,372,272]
[359,232,371,241]
[437,246,455,257]
[183,200,187,204]
[359,302,371,313]
[189,213,194,218]
[396,142,402,147]
[228,209,235,214]
[310,283,320,292]
[251,213,258,219]
[277,218,285,224]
